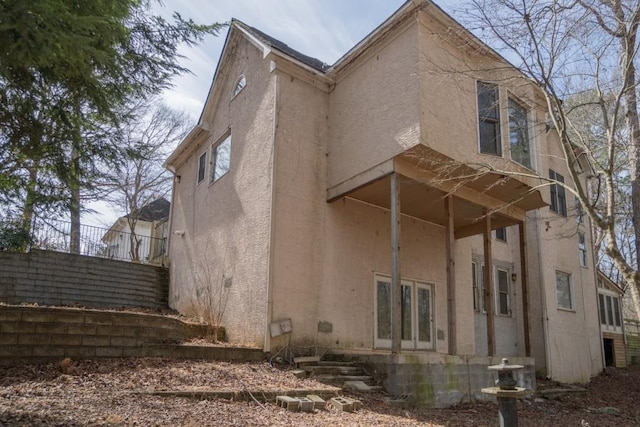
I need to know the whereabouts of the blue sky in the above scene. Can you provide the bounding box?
[156,0,457,119]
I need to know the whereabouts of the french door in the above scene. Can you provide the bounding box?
[374,275,434,350]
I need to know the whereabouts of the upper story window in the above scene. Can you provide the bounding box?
[599,292,622,330]
[197,152,207,184]
[211,134,231,183]
[578,232,587,267]
[549,169,567,216]
[508,98,531,169]
[495,227,507,242]
[232,75,246,98]
[497,268,510,316]
[477,82,501,156]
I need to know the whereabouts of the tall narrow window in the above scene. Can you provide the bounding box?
[556,270,573,310]
[549,170,567,216]
[472,262,478,311]
[599,294,606,325]
[197,152,207,184]
[508,98,531,168]
[478,82,501,155]
[575,196,584,224]
[497,269,510,315]
[211,135,231,183]
[578,232,587,267]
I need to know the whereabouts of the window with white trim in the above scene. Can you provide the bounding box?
[555,270,573,310]
[508,98,532,169]
[197,152,207,184]
[549,170,567,216]
[232,75,246,97]
[374,274,434,350]
[211,134,231,183]
[477,81,501,156]
[578,232,587,267]
[599,292,622,332]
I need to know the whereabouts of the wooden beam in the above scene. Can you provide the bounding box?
[445,196,456,355]
[454,217,516,240]
[519,221,531,357]
[394,157,526,222]
[483,212,495,357]
[390,172,402,354]
[327,159,394,202]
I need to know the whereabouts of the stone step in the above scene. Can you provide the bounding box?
[314,374,375,386]
[304,365,363,376]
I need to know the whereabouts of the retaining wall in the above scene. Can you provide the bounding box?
[0,306,263,366]
[0,250,168,309]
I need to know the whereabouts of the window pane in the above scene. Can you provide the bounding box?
[599,294,606,325]
[472,263,477,311]
[495,227,507,242]
[198,153,206,183]
[606,295,614,326]
[418,287,431,342]
[556,271,572,309]
[212,136,231,182]
[509,99,531,168]
[377,281,391,340]
[478,82,501,155]
[614,298,621,327]
[498,269,509,315]
[402,284,412,341]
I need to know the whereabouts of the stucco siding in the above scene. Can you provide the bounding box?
[327,20,421,188]
[168,36,274,347]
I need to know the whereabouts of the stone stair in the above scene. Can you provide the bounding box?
[298,359,383,392]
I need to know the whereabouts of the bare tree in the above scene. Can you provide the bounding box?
[454,0,640,315]
[104,101,190,261]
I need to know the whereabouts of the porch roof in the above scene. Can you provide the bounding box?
[327,145,548,239]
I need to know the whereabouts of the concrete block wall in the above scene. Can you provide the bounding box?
[0,250,168,309]
[329,352,535,408]
[0,306,265,366]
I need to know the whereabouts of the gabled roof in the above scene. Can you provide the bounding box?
[232,19,329,73]
[126,198,170,222]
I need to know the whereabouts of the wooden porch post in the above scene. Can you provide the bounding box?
[390,172,402,354]
[519,221,531,357]
[483,211,495,357]
[445,196,457,355]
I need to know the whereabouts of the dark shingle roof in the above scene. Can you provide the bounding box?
[125,198,170,222]
[232,19,329,73]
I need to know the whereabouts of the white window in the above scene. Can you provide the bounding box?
[508,98,531,169]
[211,135,231,183]
[555,270,573,310]
[578,232,587,267]
[497,268,510,316]
[477,82,501,156]
[233,75,246,97]
[197,152,207,184]
[549,170,567,216]
[374,275,433,350]
[599,292,622,331]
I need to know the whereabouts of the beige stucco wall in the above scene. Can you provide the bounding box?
[327,19,421,189]
[168,33,274,346]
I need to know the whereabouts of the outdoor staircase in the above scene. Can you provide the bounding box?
[297,359,383,392]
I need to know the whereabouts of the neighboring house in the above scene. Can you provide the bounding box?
[165,1,603,405]
[102,198,170,264]
[596,272,626,368]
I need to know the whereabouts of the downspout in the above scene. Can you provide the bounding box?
[533,209,552,379]
[165,165,178,268]
[264,69,280,353]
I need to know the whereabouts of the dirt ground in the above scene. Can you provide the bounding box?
[0,358,638,426]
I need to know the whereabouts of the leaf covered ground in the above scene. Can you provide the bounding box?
[0,358,639,426]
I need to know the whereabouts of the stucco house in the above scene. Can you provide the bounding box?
[165,0,603,406]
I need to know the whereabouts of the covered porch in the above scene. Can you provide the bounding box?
[327,144,546,358]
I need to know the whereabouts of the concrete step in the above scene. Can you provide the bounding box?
[314,374,374,386]
[304,365,362,376]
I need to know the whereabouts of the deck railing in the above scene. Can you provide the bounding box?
[0,217,166,265]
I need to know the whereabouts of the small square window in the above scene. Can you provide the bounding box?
[495,227,507,242]
[556,270,573,310]
[197,152,207,184]
[211,135,231,183]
